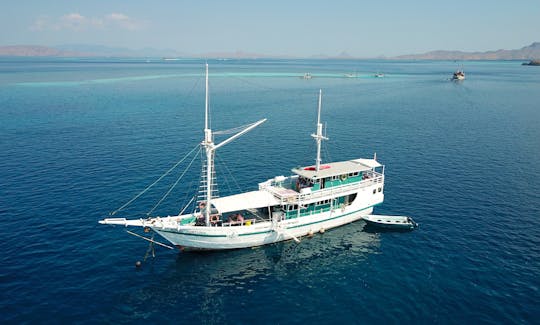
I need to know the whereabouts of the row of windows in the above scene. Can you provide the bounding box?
[315,199,332,206]
[329,172,360,181]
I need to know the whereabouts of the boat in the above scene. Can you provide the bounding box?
[452,70,465,80]
[374,73,385,78]
[99,64,387,251]
[302,73,312,79]
[362,215,418,230]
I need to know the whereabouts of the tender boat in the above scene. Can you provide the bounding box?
[100,64,390,251]
[362,215,418,230]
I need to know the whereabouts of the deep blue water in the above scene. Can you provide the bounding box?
[1,58,539,324]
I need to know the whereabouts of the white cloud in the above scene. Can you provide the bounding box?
[105,13,142,30]
[30,13,144,32]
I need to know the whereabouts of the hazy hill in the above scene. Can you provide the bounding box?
[1,42,539,60]
[395,42,540,60]
[0,45,85,57]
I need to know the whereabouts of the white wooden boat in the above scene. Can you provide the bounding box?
[362,215,418,230]
[452,70,465,80]
[100,64,388,251]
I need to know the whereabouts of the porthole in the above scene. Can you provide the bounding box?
[378,187,382,192]
[373,189,376,194]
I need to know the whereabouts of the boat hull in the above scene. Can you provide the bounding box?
[154,206,375,251]
[362,215,417,230]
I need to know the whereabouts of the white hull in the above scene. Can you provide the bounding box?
[155,204,376,251]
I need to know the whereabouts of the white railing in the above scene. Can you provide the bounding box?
[262,173,384,204]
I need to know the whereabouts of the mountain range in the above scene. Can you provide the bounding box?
[0,42,539,60]
[394,42,540,60]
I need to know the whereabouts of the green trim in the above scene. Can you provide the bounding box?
[158,229,227,237]
[287,203,379,230]
[159,203,380,238]
[239,230,272,237]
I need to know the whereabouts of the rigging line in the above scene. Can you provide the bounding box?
[110,144,201,215]
[213,120,260,135]
[147,146,201,216]
[178,195,196,216]
[217,154,243,194]
[177,178,197,213]
[224,73,277,91]
[213,155,234,196]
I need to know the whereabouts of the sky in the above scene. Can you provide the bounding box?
[1,0,539,57]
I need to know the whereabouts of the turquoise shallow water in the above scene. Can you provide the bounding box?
[1,58,539,323]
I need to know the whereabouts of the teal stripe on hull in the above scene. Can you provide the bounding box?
[287,203,378,230]
[158,203,379,238]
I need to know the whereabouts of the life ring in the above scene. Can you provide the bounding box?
[340,174,348,181]
[210,215,219,223]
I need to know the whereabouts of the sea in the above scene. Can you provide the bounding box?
[1,57,539,324]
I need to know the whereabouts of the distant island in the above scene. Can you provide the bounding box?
[0,45,85,57]
[394,42,540,61]
[0,42,539,61]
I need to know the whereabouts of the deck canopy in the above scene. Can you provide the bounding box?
[292,158,382,180]
[353,158,382,168]
[211,190,280,214]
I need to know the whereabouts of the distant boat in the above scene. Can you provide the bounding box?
[302,73,313,79]
[374,73,385,78]
[522,60,540,66]
[362,215,418,230]
[452,70,465,81]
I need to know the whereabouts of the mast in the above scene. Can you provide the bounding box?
[311,89,328,171]
[203,63,213,225]
[200,64,267,226]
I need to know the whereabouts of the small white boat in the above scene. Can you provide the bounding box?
[302,73,312,79]
[452,70,465,81]
[362,215,418,230]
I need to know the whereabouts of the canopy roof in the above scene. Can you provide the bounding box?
[291,158,382,179]
[211,190,279,213]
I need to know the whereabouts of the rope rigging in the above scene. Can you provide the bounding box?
[146,146,201,216]
[110,143,201,216]
[213,120,262,135]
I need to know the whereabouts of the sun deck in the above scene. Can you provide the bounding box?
[292,159,380,179]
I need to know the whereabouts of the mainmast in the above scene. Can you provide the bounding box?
[311,89,328,171]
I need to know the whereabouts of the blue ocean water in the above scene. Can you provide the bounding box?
[1,57,539,324]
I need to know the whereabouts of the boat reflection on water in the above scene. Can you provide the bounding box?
[173,221,380,282]
[114,222,380,322]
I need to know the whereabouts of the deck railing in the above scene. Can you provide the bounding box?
[261,173,384,204]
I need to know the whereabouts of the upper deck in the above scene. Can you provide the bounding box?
[259,158,385,205]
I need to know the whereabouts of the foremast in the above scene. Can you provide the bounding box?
[311,89,328,171]
[202,63,214,226]
[200,64,267,226]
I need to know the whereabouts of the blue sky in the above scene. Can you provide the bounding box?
[2,0,539,57]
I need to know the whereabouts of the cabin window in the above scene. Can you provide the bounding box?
[288,205,298,211]
[315,199,331,206]
[378,187,382,192]
[373,189,376,194]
